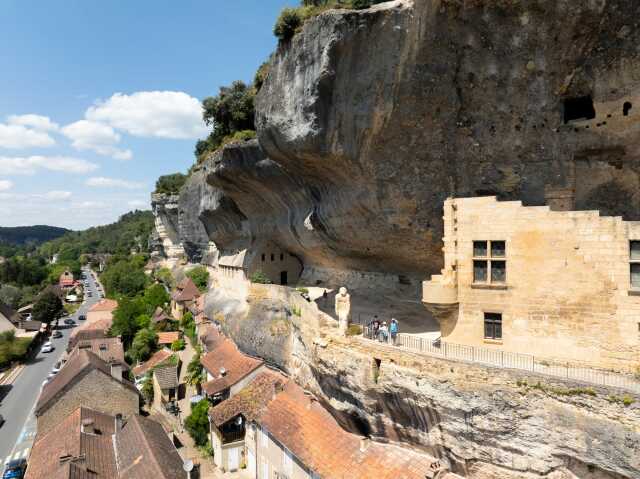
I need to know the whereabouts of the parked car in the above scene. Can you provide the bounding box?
[2,458,26,479]
[64,318,76,326]
[41,342,54,353]
[87,292,93,297]
[52,330,63,339]
[52,362,61,374]
[78,314,86,321]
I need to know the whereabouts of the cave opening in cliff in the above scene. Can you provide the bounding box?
[623,101,632,116]
[563,96,596,123]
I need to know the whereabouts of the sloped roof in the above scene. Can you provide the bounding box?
[73,337,127,368]
[132,349,174,377]
[201,339,263,396]
[171,277,200,302]
[153,366,178,390]
[209,371,285,427]
[199,324,223,352]
[88,299,118,313]
[258,383,439,479]
[68,319,113,350]
[36,349,137,416]
[26,407,117,479]
[0,301,21,325]
[157,331,181,345]
[151,307,171,324]
[114,414,184,479]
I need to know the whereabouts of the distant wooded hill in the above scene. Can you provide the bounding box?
[0,225,70,246]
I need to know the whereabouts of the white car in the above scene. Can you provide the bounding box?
[41,342,54,353]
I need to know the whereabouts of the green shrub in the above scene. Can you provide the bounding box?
[141,374,154,404]
[249,270,271,284]
[274,8,303,42]
[171,338,185,351]
[0,331,32,368]
[186,266,210,292]
[185,399,211,446]
[154,173,187,195]
[346,324,362,336]
[198,440,214,458]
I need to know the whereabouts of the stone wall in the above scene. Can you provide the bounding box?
[424,197,640,372]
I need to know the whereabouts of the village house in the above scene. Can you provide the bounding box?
[422,196,640,372]
[131,348,176,379]
[199,322,223,353]
[0,302,44,339]
[170,277,200,320]
[68,336,128,370]
[86,298,118,324]
[200,338,266,405]
[25,406,184,479]
[157,331,182,348]
[58,270,75,290]
[151,364,179,411]
[0,302,19,334]
[151,305,172,330]
[35,348,139,431]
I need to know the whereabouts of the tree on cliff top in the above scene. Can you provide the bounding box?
[154,173,187,195]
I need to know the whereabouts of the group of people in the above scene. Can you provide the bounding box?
[368,316,399,345]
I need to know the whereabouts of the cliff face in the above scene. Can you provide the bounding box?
[208,283,640,479]
[254,0,640,276]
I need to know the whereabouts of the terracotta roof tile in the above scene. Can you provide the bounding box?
[88,299,118,313]
[209,371,286,427]
[201,339,263,396]
[68,318,113,350]
[156,331,181,345]
[171,278,200,302]
[151,307,171,324]
[199,324,223,352]
[132,349,174,377]
[259,383,438,479]
[26,407,117,479]
[72,337,127,369]
[115,415,184,479]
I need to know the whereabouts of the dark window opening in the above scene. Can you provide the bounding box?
[473,260,488,283]
[484,313,502,340]
[280,271,288,285]
[563,96,596,124]
[280,253,284,261]
[623,101,632,116]
[270,254,274,261]
[261,254,265,262]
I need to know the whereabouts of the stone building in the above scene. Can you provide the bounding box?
[86,298,118,324]
[35,349,139,431]
[422,197,640,372]
[170,277,200,320]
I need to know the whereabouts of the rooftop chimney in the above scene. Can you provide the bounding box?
[110,363,122,381]
[115,413,124,432]
[219,367,226,377]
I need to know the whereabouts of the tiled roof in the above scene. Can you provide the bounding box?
[156,331,181,345]
[88,299,118,313]
[27,408,184,479]
[171,277,200,302]
[199,324,223,352]
[151,307,171,323]
[153,366,178,390]
[26,407,117,479]
[201,339,264,396]
[68,319,113,350]
[131,349,174,377]
[36,349,137,416]
[0,301,21,325]
[114,415,184,479]
[209,371,285,427]
[73,337,127,368]
[259,383,438,479]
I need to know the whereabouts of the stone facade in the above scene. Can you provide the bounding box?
[423,197,640,372]
[36,369,139,432]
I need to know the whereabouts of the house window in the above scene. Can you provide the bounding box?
[484,312,502,340]
[271,254,275,261]
[473,241,506,284]
[280,253,284,261]
[630,241,640,289]
[261,254,265,262]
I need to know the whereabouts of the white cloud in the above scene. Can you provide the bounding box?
[86,91,207,139]
[85,177,145,190]
[0,156,98,175]
[41,190,72,200]
[0,180,13,191]
[61,120,132,160]
[0,124,56,149]
[127,199,148,208]
[7,114,59,132]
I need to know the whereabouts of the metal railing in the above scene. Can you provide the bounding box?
[362,327,640,394]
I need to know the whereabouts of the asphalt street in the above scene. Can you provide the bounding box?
[0,267,102,469]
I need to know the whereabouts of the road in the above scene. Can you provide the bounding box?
[0,267,102,468]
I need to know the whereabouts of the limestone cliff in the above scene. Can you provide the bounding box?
[206,282,640,479]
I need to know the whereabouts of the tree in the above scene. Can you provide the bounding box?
[110,297,146,346]
[129,328,158,363]
[186,266,209,292]
[32,290,63,324]
[155,268,174,288]
[0,330,32,368]
[171,338,185,351]
[185,399,210,446]
[101,260,148,297]
[185,348,206,390]
[0,285,21,309]
[154,174,187,195]
[143,283,170,313]
[141,374,154,404]
[274,7,303,42]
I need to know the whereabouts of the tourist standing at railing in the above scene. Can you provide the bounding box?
[372,316,380,340]
[390,318,398,345]
[378,321,389,343]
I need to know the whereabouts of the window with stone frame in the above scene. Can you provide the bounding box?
[630,241,640,289]
[484,312,502,340]
[473,240,506,284]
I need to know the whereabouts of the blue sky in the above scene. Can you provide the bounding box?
[0,0,294,229]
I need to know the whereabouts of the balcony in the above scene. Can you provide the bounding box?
[422,272,459,337]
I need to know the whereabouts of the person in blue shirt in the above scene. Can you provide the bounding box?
[390,318,399,345]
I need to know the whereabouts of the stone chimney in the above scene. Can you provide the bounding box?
[115,413,124,431]
[110,363,122,381]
